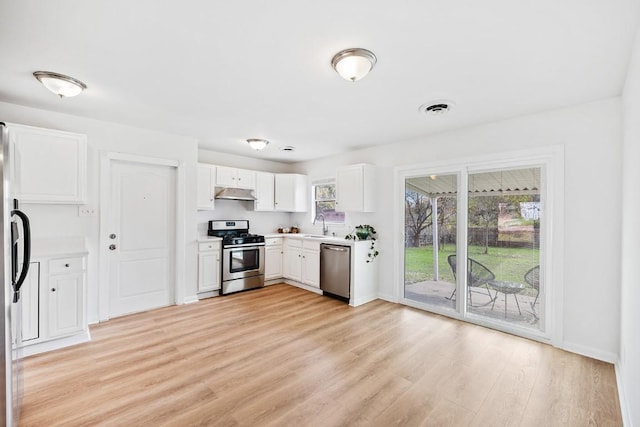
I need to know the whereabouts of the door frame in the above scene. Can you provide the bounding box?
[394,146,564,347]
[98,152,186,322]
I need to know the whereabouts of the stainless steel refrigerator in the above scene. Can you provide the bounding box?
[1,122,32,426]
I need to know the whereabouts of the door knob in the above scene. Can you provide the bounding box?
[109,244,116,250]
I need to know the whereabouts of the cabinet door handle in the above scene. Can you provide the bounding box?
[65,263,70,267]
[51,288,56,292]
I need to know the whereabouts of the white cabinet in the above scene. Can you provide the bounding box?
[21,262,40,342]
[198,241,221,293]
[336,164,376,212]
[283,238,320,288]
[284,240,303,282]
[255,172,275,211]
[275,174,308,212]
[48,272,85,338]
[47,257,86,338]
[9,123,87,204]
[301,241,320,288]
[197,163,216,210]
[19,253,88,354]
[216,166,255,189]
[265,237,283,280]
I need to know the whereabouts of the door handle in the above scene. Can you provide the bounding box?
[11,209,31,302]
[109,244,117,250]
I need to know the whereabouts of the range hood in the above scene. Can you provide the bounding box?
[214,187,257,201]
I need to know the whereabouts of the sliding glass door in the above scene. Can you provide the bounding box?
[404,173,458,311]
[466,167,542,331]
[401,162,546,337]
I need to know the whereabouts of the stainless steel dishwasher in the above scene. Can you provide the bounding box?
[320,244,351,301]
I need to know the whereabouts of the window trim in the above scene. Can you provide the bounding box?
[311,179,346,225]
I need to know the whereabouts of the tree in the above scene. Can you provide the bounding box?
[405,190,432,247]
[436,196,457,250]
[468,195,499,254]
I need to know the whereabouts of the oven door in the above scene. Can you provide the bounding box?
[222,244,265,281]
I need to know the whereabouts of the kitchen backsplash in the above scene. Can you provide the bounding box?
[196,200,352,237]
[196,199,292,236]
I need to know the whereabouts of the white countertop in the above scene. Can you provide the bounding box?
[31,237,88,258]
[197,235,223,243]
[266,233,353,245]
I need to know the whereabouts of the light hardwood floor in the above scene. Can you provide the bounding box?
[20,284,622,426]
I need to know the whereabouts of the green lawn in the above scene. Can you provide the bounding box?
[405,244,539,291]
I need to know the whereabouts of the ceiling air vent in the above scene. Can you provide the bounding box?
[280,146,296,152]
[419,100,455,116]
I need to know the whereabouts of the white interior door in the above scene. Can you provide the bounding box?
[108,160,176,318]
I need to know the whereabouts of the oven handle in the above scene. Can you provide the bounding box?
[223,243,265,250]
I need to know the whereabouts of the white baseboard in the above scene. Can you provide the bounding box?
[351,294,378,307]
[283,280,323,295]
[183,294,199,304]
[22,330,92,357]
[615,362,631,427]
[561,341,618,364]
[377,292,398,303]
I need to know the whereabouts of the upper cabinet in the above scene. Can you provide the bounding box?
[275,174,307,212]
[9,124,87,204]
[254,171,275,211]
[197,163,216,210]
[216,166,255,189]
[336,164,376,212]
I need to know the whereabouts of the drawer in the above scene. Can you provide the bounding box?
[265,237,283,246]
[49,257,85,274]
[199,242,221,252]
[286,238,303,248]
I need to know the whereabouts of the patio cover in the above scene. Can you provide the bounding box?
[406,168,541,197]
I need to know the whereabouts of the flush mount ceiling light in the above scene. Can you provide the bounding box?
[247,138,269,151]
[33,71,87,98]
[331,48,377,82]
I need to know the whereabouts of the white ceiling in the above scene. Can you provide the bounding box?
[0,1,638,162]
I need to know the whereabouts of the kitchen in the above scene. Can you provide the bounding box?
[1,0,639,425]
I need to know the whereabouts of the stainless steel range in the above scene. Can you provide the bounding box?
[208,220,265,295]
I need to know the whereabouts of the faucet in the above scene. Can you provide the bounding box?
[313,214,328,235]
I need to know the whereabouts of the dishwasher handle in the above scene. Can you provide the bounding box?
[323,245,348,252]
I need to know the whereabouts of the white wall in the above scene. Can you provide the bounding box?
[292,97,622,361]
[620,24,640,427]
[0,101,199,323]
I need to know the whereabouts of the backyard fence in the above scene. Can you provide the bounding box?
[406,227,539,249]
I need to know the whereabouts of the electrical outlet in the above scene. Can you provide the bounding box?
[78,206,96,217]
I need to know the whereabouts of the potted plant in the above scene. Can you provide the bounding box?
[345,225,379,263]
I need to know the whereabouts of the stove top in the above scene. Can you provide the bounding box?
[207,220,265,246]
[222,234,265,246]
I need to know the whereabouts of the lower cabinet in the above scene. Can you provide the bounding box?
[265,237,283,280]
[19,253,88,353]
[283,239,320,288]
[301,245,320,288]
[48,272,85,337]
[198,241,221,293]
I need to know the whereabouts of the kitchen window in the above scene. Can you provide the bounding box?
[312,182,345,224]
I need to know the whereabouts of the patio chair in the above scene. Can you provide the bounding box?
[524,265,540,318]
[446,254,496,307]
